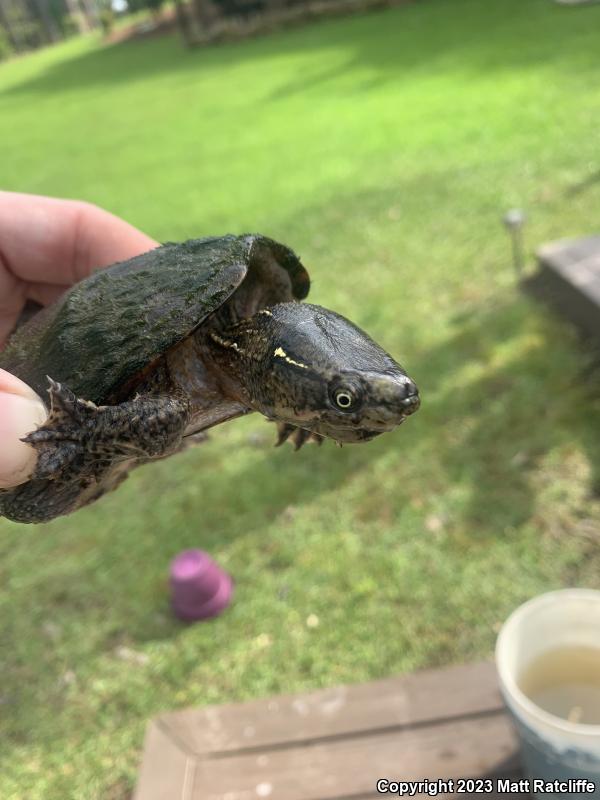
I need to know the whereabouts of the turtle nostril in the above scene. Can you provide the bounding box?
[399,379,418,399]
[400,381,420,410]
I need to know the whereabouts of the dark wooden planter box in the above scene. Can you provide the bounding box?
[523,235,600,341]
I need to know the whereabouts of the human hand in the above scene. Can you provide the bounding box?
[0,192,157,489]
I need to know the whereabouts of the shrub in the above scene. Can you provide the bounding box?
[62,13,82,37]
[146,0,166,15]
[99,7,114,35]
[0,26,13,61]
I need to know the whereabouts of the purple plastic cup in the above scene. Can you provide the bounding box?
[169,549,233,621]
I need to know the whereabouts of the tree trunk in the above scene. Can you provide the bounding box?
[0,0,20,49]
[79,0,97,29]
[29,0,61,42]
[173,0,193,44]
[63,0,90,33]
[193,0,212,29]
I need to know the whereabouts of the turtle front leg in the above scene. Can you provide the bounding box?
[0,379,191,523]
[275,422,324,451]
[25,379,191,481]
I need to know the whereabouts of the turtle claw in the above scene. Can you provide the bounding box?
[22,378,100,480]
[291,427,311,451]
[274,423,324,450]
[275,422,295,447]
[45,377,97,425]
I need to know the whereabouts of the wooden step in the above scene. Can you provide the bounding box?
[134,660,526,800]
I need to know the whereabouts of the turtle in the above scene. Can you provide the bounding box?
[0,234,420,524]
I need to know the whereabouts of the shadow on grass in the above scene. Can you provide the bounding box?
[2,0,600,98]
[429,305,600,546]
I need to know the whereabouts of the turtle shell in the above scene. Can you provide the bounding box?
[0,234,310,404]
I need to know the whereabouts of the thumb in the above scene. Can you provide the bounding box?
[0,369,47,489]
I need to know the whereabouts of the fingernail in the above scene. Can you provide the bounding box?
[0,391,47,488]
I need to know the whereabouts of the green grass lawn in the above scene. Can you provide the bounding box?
[2,0,600,796]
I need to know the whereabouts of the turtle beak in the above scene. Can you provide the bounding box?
[393,376,420,417]
[364,374,420,431]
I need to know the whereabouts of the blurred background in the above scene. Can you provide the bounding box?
[1,0,600,797]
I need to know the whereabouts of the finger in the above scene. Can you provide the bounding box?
[0,284,70,344]
[0,258,25,345]
[0,368,47,489]
[0,192,158,346]
[0,191,157,286]
[26,282,70,307]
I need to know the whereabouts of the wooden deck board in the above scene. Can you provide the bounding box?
[159,660,502,757]
[134,661,527,800]
[523,235,600,340]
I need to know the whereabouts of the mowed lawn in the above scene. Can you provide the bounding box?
[2,0,600,796]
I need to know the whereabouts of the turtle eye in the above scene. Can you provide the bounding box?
[334,390,354,410]
[330,380,363,413]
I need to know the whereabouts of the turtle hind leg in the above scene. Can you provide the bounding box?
[0,475,95,524]
[3,378,191,523]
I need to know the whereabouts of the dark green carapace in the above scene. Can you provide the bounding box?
[0,234,419,524]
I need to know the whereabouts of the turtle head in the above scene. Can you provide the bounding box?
[207,302,420,444]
